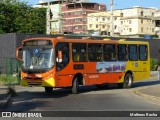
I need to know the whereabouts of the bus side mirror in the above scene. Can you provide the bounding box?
[58,50,62,63]
[16,46,22,61]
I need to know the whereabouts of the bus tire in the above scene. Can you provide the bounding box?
[72,77,79,94]
[123,73,133,88]
[45,87,53,93]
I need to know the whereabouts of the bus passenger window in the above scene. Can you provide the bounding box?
[103,44,116,61]
[88,44,102,62]
[128,45,138,61]
[56,43,69,71]
[72,43,87,62]
[118,45,128,61]
[139,45,148,61]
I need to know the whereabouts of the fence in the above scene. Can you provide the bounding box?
[0,58,21,86]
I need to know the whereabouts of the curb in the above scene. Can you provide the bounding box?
[133,88,160,105]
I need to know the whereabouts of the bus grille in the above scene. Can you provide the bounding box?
[24,77,42,81]
[27,81,42,86]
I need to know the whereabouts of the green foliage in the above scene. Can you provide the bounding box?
[0,1,46,34]
[150,58,158,71]
[0,75,18,85]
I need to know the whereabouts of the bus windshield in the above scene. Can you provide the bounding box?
[22,47,54,71]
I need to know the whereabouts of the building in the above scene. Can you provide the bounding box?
[61,1,106,34]
[87,10,121,36]
[36,0,65,34]
[154,10,160,38]
[87,7,158,37]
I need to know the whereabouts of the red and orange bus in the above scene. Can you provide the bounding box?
[16,37,150,94]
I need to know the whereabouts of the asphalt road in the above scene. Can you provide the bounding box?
[3,79,159,112]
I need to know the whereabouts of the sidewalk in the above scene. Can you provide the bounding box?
[133,71,160,104]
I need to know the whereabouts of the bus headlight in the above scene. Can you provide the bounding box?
[43,74,53,80]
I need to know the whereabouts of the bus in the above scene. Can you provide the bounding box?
[16,37,150,94]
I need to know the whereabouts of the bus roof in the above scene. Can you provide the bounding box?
[23,37,149,45]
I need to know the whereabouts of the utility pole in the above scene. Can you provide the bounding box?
[46,1,51,34]
[110,0,114,37]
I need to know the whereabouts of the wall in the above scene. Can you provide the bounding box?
[0,33,160,73]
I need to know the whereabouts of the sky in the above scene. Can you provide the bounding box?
[23,0,160,10]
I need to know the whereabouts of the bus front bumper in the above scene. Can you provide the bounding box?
[20,77,55,87]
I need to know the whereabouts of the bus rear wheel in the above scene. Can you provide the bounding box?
[45,87,53,93]
[118,73,133,89]
[72,77,79,94]
[123,73,133,88]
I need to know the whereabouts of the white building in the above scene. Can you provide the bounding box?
[87,7,158,37]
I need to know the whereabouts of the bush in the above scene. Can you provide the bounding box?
[150,58,158,71]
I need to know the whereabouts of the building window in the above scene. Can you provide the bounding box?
[141,11,143,16]
[90,24,93,28]
[121,13,123,17]
[152,12,154,17]
[96,24,98,28]
[141,19,143,24]
[102,25,105,28]
[121,21,123,24]
[152,28,154,32]
[114,25,117,29]
[102,17,105,21]
[68,27,71,31]
[74,26,78,30]
[75,18,82,22]
[129,28,132,32]
[62,20,66,23]
[129,20,132,24]
[75,11,82,15]
[63,27,66,30]
[99,5,101,10]
[141,28,143,32]
[114,17,117,20]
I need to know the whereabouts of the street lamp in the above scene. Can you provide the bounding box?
[110,0,114,37]
[46,1,51,34]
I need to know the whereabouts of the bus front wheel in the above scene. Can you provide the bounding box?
[45,87,53,93]
[118,73,133,89]
[72,77,79,94]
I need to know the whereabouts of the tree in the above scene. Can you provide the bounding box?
[0,1,46,34]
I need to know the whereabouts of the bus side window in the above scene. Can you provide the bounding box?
[56,43,69,71]
[118,45,128,61]
[103,44,116,61]
[72,43,87,62]
[128,45,138,61]
[88,44,102,62]
[139,45,148,61]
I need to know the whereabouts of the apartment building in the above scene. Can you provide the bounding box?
[154,10,160,37]
[87,7,158,37]
[87,10,121,36]
[36,0,65,34]
[61,1,106,34]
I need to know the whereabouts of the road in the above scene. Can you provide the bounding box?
[2,78,159,112]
